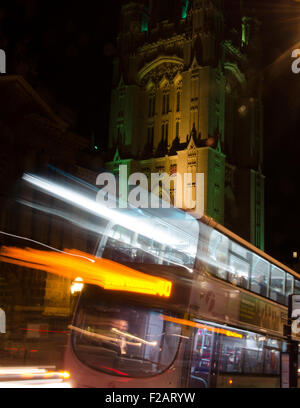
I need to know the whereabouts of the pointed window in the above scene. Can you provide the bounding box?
[162,93,169,115]
[176,122,180,139]
[152,96,156,116]
[148,98,152,117]
[148,95,156,118]
[147,126,154,148]
[151,126,154,147]
[176,92,181,112]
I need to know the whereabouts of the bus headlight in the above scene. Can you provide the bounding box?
[71,277,84,294]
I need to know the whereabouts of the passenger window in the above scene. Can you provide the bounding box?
[228,243,250,290]
[285,274,294,305]
[250,254,269,297]
[264,338,280,375]
[269,266,286,304]
[295,279,300,295]
[206,229,229,280]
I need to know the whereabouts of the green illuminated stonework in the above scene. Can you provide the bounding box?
[181,0,189,19]
[106,1,265,249]
[141,7,148,32]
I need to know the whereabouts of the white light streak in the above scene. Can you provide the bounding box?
[22,173,193,252]
[111,327,158,346]
[0,230,95,263]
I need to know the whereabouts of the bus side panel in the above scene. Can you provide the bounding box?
[217,374,280,388]
[190,274,286,337]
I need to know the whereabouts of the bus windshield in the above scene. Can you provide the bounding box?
[71,285,182,378]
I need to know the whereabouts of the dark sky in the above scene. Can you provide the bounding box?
[0,0,121,145]
[258,0,300,263]
[1,0,300,264]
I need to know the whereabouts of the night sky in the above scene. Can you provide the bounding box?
[1,0,300,265]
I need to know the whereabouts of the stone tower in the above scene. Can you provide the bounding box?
[106,0,265,249]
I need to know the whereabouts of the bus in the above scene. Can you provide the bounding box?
[64,209,300,388]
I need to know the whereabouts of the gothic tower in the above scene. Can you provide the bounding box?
[106,0,265,249]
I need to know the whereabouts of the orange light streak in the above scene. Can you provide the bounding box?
[161,315,243,339]
[0,246,172,298]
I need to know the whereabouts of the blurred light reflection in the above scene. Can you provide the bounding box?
[0,246,172,298]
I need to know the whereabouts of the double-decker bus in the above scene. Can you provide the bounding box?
[64,209,300,388]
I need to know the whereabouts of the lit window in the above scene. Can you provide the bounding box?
[269,266,286,305]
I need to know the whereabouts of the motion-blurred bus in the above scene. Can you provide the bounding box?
[64,209,300,388]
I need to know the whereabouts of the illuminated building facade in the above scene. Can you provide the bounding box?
[106,0,265,249]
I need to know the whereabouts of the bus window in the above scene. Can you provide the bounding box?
[250,254,269,297]
[189,320,281,386]
[101,221,196,267]
[269,266,286,304]
[71,286,182,378]
[228,242,250,290]
[218,335,243,374]
[242,334,264,374]
[294,279,300,295]
[264,339,281,375]
[190,328,216,388]
[101,225,135,263]
[206,229,229,280]
[285,274,294,305]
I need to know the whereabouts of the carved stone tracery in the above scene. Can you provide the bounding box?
[141,62,184,88]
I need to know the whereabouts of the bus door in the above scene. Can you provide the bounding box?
[188,326,220,388]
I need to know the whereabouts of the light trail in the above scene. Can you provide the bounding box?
[111,328,158,346]
[69,325,142,347]
[22,172,198,255]
[0,246,172,298]
[161,315,243,339]
[0,231,95,263]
